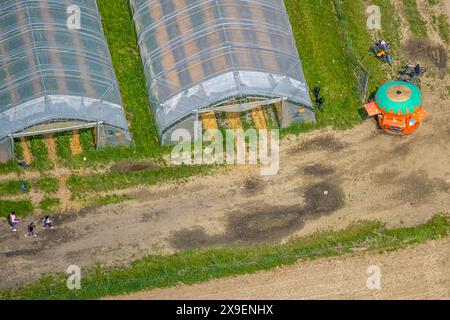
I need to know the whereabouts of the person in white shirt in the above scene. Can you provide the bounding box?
[42,215,54,230]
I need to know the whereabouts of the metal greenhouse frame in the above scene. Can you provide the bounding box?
[130,0,315,144]
[0,0,131,162]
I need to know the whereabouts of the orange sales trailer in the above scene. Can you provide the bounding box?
[364,81,429,135]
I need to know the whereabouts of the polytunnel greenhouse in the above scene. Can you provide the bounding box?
[130,0,315,144]
[0,0,131,162]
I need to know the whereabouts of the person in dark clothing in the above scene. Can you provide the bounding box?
[25,222,37,238]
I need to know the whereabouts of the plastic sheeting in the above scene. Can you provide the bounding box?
[130,0,314,141]
[0,0,130,144]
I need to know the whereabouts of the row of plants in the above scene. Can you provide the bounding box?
[432,14,450,44]
[35,177,59,194]
[0,176,61,215]
[4,129,96,168]
[79,129,96,153]
[283,0,383,134]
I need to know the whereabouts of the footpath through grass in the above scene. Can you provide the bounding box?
[2,214,449,300]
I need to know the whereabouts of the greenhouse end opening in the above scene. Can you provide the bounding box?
[130,0,316,145]
[0,0,131,162]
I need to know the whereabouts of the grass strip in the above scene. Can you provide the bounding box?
[0,200,33,217]
[67,165,213,196]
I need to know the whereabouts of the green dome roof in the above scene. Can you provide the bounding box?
[375,81,423,115]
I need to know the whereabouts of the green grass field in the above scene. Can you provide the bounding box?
[2,214,448,300]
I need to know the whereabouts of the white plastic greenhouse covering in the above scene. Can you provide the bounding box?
[0,0,131,161]
[130,0,315,144]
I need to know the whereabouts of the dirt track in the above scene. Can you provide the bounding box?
[109,238,450,300]
[0,1,450,293]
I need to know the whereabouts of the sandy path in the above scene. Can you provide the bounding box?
[43,135,57,163]
[70,130,83,156]
[109,238,450,300]
[201,112,219,130]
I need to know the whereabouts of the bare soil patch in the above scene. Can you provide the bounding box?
[374,170,449,203]
[170,205,305,250]
[401,39,448,70]
[110,161,159,173]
